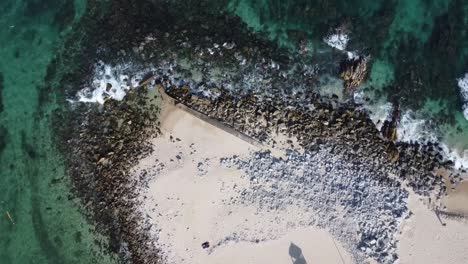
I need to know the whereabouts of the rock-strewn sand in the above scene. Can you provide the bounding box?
[132,97,353,264]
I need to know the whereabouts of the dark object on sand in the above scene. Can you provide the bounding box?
[202,241,210,249]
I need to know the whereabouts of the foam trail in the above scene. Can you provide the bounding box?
[457,73,468,120]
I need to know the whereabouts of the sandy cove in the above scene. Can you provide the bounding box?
[133,94,353,264]
[130,90,468,264]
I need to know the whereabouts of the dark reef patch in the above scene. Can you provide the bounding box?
[385,1,468,113]
[52,0,75,31]
[13,49,21,59]
[21,29,37,43]
[31,177,62,264]
[0,72,4,113]
[23,0,62,18]
[21,131,38,160]
[0,1,14,13]
[0,126,7,156]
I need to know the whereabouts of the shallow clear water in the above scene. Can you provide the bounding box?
[0,1,115,263]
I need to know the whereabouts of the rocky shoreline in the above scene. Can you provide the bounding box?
[64,88,161,263]
[165,85,460,197]
[48,1,467,263]
[161,84,461,263]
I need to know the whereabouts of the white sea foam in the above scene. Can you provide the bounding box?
[324,32,360,62]
[357,92,468,169]
[72,61,151,104]
[346,51,359,60]
[457,73,468,120]
[354,91,393,131]
[396,111,468,169]
[369,102,393,131]
[440,144,468,170]
[396,111,438,143]
[324,33,349,51]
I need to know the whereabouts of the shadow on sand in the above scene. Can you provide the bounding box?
[289,242,307,264]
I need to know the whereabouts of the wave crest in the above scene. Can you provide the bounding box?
[457,73,468,120]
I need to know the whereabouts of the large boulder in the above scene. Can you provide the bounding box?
[340,55,370,91]
[381,101,400,141]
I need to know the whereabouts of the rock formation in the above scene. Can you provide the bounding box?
[340,55,370,91]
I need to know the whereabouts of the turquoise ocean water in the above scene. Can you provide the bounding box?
[0,1,116,263]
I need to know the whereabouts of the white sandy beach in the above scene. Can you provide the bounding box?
[133,95,353,264]
[132,91,468,264]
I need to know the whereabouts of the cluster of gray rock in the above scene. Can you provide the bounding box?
[125,19,334,108]
[221,149,407,263]
[165,85,460,199]
[197,158,211,176]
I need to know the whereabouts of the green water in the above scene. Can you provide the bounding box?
[0,1,116,263]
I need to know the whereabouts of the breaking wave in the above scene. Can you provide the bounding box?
[324,33,349,51]
[392,110,468,169]
[71,61,153,104]
[355,90,468,170]
[458,73,468,120]
[396,111,468,169]
[396,111,438,143]
[323,32,358,60]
